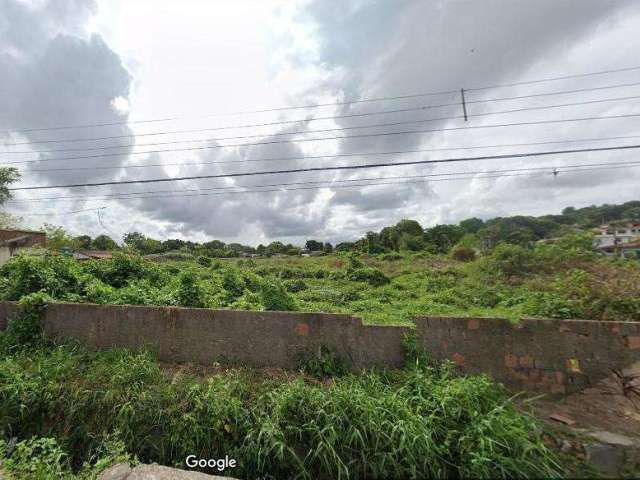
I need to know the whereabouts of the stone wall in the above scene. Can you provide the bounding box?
[1,301,639,394]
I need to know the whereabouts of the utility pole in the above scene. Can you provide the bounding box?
[460,88,468,121]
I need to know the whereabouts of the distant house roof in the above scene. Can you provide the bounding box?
[0,229,46,248]
[75,250,114,260]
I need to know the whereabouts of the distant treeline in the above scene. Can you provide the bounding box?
[46,200,639,257]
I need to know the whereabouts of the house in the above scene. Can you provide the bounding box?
[0,229,47,265]
[73,250,114,261]
[592,222,640,249]
[597,240,640,259]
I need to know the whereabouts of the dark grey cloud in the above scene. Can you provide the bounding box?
[1,0,132,188]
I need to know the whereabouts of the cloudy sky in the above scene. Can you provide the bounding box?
[2,0,640,245]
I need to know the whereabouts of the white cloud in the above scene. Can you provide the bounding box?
[3,0,640,244]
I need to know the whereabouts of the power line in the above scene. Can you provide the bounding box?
[9,143,640,191]
[9,159,640,204]
[5,80,640,148]
[7,162,640,206]
[4,112,640,166]
[5,64,640,133]
[15,207,106,216]
[6,93,640,151]
[18,134,640,174]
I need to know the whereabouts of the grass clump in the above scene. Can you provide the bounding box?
[0,335,561,479]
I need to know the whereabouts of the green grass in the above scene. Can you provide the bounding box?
[0,338,562,479]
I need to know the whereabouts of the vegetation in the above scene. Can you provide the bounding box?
[1,228,638,323]
[0,304,561,479]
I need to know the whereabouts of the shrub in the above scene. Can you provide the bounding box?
[297,345,349,378]
[84,253,148,288]
[283,279,308,293]
[0,254,80,300]
[1,291,51,352]
[259,281,297,311]
[346,266,390,286]
[451,246,476,262]
[176,271,206,308]
[197,255,212,267]
[488,243,536,277]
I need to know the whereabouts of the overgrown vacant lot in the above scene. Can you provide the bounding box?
[1,233,639,324]
[0,307,561,479]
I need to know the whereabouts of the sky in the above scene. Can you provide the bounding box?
[1,0,640,245]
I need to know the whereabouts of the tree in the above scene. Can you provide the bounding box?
[42,224,78,250]
[395,219,423,237]
[92,234,118,250]
[323,242,333,253]
[460,217,484,234]
[75,235,92,249]
[423,224,464,253]
[305,239,324,251]
[379,226,400,251]
[0,167,20,205]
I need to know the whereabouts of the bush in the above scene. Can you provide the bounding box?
[259,281,297,311]
[488,243,536,277]
[0,254,81,300]
[283,279,308,293]
[346,267,390,286]
[297,345,349,378]
[1,291,51,352]
[176,271,206,308]
[197,255,212,267]
[451,246,476,262]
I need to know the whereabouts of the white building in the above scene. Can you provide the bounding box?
[592,223,640,248]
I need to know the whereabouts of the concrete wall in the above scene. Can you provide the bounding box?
[1,301,639,394]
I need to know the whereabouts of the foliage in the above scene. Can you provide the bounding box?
[486,243,537,277]
[0,166,20,204]
[345,266,390,286]
[0,342,561,479]
[259,281,297,311]
[297,345,349,378]
[91,234,118,250]
[41,224,80,251]
[176,271,205,308]
[451,245,476,262]
[1,291,51,353]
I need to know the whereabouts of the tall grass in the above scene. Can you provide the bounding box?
[0,339,561,479]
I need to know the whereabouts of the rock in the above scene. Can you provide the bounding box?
[560,439,572,453]
[588,430,636,447]
[98,463,237,480]
[584,443,626,477]
[98,463,133,479]
[549,413,576,425]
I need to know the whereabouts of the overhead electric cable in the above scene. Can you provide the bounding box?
[5,93,640,151]
[4,80,640,148]
[4,112,640,166]
[17,133,640,174]
[9,158,640,204]
[6,162,640,207]
[5,64,640,133]
[8,143,640,191]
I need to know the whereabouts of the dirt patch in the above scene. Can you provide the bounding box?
[530,362,640,437]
